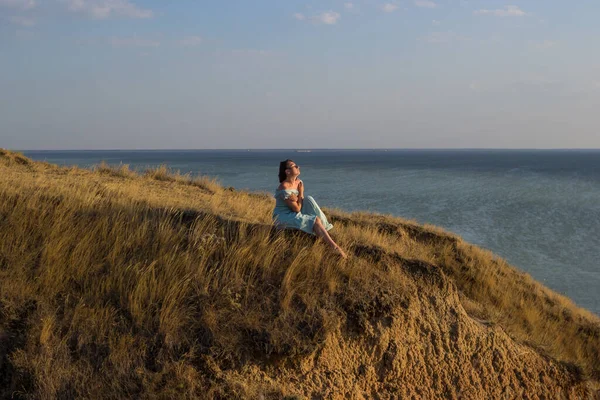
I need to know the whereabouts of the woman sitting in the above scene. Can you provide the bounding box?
[273,159,347,258]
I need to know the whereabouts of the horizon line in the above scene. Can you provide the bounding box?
[14,147,600,152]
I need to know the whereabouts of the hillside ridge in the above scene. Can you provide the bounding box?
[0,149,598,399]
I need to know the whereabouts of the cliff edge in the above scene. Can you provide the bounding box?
[0,150,598,399]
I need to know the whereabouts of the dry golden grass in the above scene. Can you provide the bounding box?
[0,149,599,399]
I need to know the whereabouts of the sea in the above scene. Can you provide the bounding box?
[21,149,600,317]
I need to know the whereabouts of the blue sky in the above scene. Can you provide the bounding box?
[1,0,599,149]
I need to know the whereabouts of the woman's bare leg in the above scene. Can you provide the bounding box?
[313,217,347,258]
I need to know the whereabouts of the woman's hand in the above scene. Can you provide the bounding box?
[284,193,301,212]
[297,180,304,199]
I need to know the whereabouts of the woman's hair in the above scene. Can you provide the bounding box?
[278,159,294,183]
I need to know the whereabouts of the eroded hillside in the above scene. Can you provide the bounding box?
[0,150,598,399]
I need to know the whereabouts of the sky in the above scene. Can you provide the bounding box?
[1,0,599,149]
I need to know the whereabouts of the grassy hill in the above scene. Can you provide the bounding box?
[0,149,598,399]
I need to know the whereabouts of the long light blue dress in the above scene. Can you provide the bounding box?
[272,189,334,235]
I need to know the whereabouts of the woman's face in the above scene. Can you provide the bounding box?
[287,161,300,178]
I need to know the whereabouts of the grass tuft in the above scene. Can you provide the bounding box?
[95,161,136,178]
[145,164,175,182]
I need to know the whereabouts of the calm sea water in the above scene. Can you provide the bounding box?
[22,149,600,316]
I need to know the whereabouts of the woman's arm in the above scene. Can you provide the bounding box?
[284,194,302,212]
[297,180,304,210]
[297,180,304,199]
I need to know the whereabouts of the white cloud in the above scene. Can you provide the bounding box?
[63,0,153,19]
[295,11,341,25]
[344,2,354,10]
[311,11,340,25]
[474,5,526,17]
[9,15,35,26]
[111,37,160,48]
[432,19,440,25]
[415,0,436,9]
[381,3,398,13]
[179,36,202,47]
[0,0,35,10]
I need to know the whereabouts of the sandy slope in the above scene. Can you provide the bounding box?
[0,150,598,399]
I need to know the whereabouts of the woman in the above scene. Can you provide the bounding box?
[273,159,347,258]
